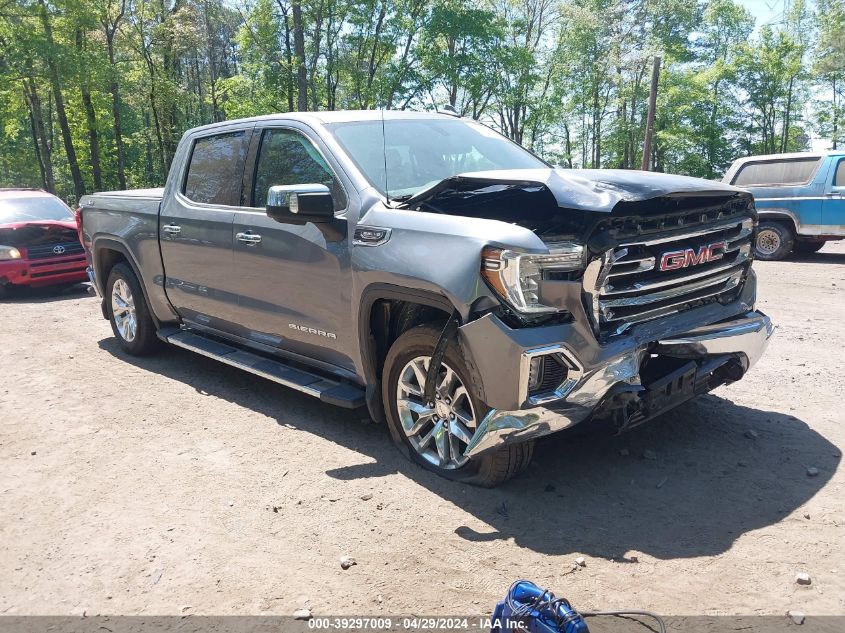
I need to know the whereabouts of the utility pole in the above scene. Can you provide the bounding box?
[641,55,661,171]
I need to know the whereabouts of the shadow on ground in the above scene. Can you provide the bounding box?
[787,249,845,264]
[0,282,90,303]
[99,336,839,562]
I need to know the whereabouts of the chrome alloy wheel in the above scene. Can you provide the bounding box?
[111,278,138,342]
[395,356,477,469]
[756,228,781,256]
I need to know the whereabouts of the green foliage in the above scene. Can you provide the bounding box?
[0,0,837,202]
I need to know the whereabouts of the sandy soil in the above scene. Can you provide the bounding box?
[1,243,843,619]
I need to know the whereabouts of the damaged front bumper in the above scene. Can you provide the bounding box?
[458,301,774,459]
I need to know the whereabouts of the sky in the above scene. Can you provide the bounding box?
[738,0,829,150]
[740,0,790,28]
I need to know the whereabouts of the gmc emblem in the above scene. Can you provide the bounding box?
[659,241,727,271]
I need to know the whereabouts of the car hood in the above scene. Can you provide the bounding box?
[0,220,79,247]
[405,168,745,212]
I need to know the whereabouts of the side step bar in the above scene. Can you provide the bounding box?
[158,329,366,409]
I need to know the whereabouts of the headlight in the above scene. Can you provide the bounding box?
[481,243,584,313]
[0,245,22,261]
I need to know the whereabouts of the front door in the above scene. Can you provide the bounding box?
[160,128,251,332]
[232,126,352,370]
[822,156,845,232]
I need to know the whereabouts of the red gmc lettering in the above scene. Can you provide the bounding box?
[659,241,727,271]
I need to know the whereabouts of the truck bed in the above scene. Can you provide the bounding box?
[80,188,164,215]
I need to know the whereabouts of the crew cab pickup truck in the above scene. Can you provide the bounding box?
[80,110,773,486]
[723,151,845,260]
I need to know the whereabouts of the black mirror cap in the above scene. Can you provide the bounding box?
[266,184,334,224]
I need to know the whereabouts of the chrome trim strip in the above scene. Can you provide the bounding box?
[517,344,584,408]
[602,253,748,295]
[603,276,742,328]
[795,223,845,237]
[601,270,743,308]
[606,256,656,278]
[617,217,752,247]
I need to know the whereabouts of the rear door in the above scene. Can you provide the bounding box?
[160,127,251,332]
[822,156,845,232]
[231,124,352,370]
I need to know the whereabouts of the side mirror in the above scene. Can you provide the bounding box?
[266,184,334,224]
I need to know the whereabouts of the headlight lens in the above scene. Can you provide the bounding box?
[0,245,22,261]
[481,243,584,313]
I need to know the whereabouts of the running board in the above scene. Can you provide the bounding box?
[159,329,366,409]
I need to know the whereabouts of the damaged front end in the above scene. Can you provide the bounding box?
[405,168,757,334]
[407,168,772,457]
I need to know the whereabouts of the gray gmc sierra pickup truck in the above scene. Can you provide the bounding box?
[80,110,773,486]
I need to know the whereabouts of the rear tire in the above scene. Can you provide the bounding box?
[794,240,824,254]
[754,221,794,261]
[106,262,161,356]
[382,323,533,487]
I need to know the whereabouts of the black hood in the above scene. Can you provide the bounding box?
[403,168,753,242]
[405,168,746,212]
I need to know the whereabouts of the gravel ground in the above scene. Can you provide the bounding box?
[1,242,843,618]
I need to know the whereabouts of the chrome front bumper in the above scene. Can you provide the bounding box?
[463,310,774,458]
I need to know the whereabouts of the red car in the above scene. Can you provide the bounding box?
[0,189,88,296]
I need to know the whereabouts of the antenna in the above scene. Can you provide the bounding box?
[381,109,390,202]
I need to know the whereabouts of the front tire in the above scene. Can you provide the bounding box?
[754,221,794,261]
[382,323,533,487]
[106,262,161,356]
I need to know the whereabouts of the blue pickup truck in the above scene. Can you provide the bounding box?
[723,151,845,260]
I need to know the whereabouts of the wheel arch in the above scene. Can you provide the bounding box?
[358,284,463,422]
[93,238,159,326]
[757,210,799,235]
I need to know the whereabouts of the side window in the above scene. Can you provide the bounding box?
[732,158,820,187]
[183,132,248,205]
[833,159,845,186]
[252,128,346,211]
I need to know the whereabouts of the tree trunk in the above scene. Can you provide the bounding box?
[22,77,55,193]
[834,78,839,150]
[781,76,795,153]
[292,2,307,111]
[276,2,295,111]
[37,0,85,199]
[143,110,155,184]
[105,30,127,189]
[77,29,103,191]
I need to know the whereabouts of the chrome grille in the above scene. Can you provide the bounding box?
[585,215,754,335]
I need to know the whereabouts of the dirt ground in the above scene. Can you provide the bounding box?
[1,242,844,619]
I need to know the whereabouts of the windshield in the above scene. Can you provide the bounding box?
[0,195,73,224]
[327,118,547,199]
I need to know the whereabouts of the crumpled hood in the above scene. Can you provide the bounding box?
[406,168,746,213]
[0,220,79,247]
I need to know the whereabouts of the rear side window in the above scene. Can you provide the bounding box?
[732,158,820,186]
[183,132,248,205]
[251,128,346,210]
[834,159,845,186]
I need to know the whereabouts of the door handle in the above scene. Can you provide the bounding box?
[826,192,842,198]
[162,224,181,235]
[236,232,262,245]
